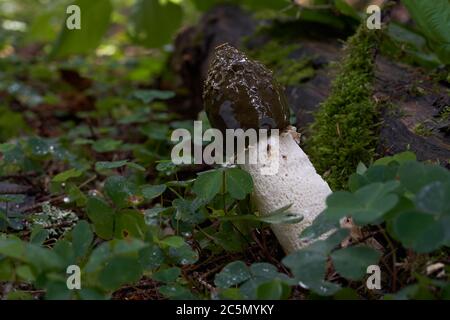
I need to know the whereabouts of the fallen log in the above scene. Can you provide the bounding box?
[170,4,450,165]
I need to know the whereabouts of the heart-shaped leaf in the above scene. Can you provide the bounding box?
[331,246,381,281]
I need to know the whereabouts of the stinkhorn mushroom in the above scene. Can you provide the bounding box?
[203,43,332,254]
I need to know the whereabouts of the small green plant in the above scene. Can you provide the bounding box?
[1,0,449,302]
[414,122,433,137]
[214,152,450,300]
[401,0,450,65]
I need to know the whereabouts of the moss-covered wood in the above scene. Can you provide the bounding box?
[306,25,379,190]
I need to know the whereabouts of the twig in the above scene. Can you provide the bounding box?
[378,226,398,292]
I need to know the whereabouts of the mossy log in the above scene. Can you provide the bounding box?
[170,4,450,167]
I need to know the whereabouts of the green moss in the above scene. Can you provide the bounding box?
[307,25,380,190]
[440,106,450,120]
[413,122,433,137]
[247,41,315,86]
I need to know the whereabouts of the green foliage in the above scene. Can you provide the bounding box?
[51,0,113,58]
[1,0,449,301]
[382,22,442,68]
[304,152,450,253]
[52,168,84,182]
[215,153,449,300]
[192,167,253,202]
[0,108,28,141]
[307,24,379,190]
[401,0,450,65]
[331,246,381,280]
[129,0,183,48]
[0,124,278,299]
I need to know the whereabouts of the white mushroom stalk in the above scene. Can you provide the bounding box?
[203,43,332,254]
[241,127,332,254]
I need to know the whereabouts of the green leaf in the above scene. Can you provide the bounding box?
[142,184,167,200]
[402,0,450,64]
[256,280,290,300]
[152,267,181,283]
[159,284,195,299]
[323,182,399,225]
[213,227,246,253]
[386,23,441,67]
[53,240,75,265]
[95,160,128,171]
[334,0,361,19]
[129,0,183,48]
[399,161,450,194]
[0,194,25,204]
[220,288,245,300]
[331,246,381,281]
[168,243,199,265]
[144,207,168,225]
[214,261,251,288]
[392,210,446,253]
[0,211,8,232]
[250,263,280,279]
[220,204,303,225]
[140,123,170,141]
[415,181,450,216]
[99,256,143,291]
[86,197,115,240]
[114,209,146,239]
[139,244,164,270]
[156,161,179,176]
[308,281,342,296]
[45,281,72,300]
[30,226,49,245]
[52,168,83,182]
[66,184,87,207]
[374,151,417,166]
[284,230,349,292]
[192,169,223,202]
[24,244,64,271]
[104,175,141,209]
[160,236,185,248]
[307,229,351,254]
[92,139,123,153]
[0,238,26,260]
[95,160,145,172]
[111,238,147,255]
[72,220,93,259]
[172,198,206,225]
[25,8,57,43]
[282,250,327,288]
[300,211,340,241]
[133,89,175,104]
[257,205,302,224]
[352,181,400,225]
[334,288,360,300]
[225,168,253,200]
[0,260,14,281]
[50,0,112,58]
[125,162,146,172]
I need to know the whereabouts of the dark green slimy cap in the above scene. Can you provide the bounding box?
[203,43,290,133]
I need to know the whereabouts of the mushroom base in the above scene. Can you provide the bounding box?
[241,128,332,254]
